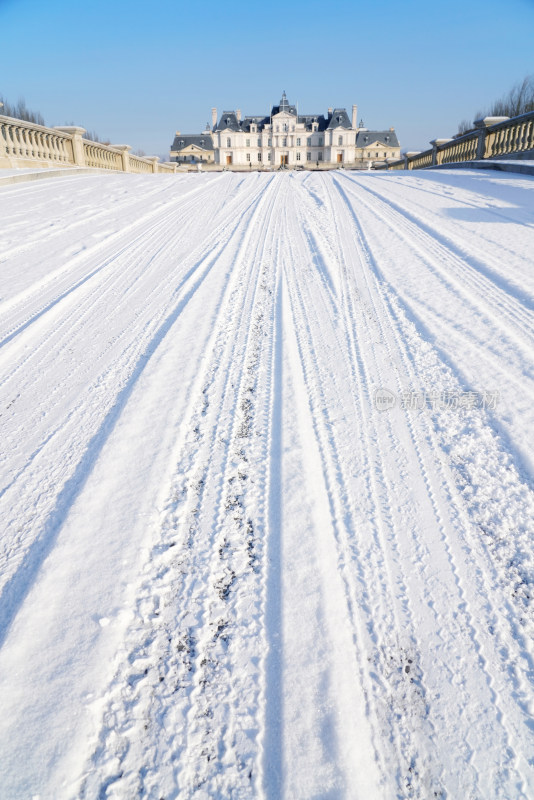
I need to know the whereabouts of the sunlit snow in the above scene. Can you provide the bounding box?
[0,168,533,799]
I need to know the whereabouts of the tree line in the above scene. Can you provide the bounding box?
[455,75,534,137]
[0,94,111,144]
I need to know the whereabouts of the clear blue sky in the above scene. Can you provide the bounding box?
[1,0,533,158]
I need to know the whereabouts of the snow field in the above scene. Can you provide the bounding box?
[0,168,533,799]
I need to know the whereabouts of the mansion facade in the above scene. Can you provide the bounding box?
[170,92,401,169]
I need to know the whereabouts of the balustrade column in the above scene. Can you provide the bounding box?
[54,126,86,166]
[430,139,452,165]
[0,121,7,158]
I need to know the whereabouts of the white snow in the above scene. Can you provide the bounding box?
[0,168,533,799]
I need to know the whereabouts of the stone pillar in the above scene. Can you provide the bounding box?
[54,126,86,166]
[430,139,452,166]
[211,108,217,129]
[111,145,131,172]
[147,156,159,173]
[352,104,358,129]
[473,116,509,160]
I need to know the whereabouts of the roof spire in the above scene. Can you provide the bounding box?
[279,91,289,111]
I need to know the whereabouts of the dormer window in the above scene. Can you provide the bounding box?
[200,139,204,146]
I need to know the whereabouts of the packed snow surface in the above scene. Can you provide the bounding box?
[0,168,534,799]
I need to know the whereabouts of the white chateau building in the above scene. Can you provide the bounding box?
[171,92,401,169]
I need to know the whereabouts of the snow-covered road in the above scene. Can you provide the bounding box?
[0,169,533,799]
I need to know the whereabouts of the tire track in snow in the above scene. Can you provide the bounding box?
[0,175,227,349]
[174,176,282,797]
[0,174,199,264]
[338,173,534,347]
[335,173,534,480]
[0,176,274,650]
[330,173,534,796]
[0,175,271,584]
[77,175,282,799]
[289,178,440,797]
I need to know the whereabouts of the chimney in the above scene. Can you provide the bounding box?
[236,108,242,122]
[352,104,358,129]
[211,107,217,129]
[328,107,333,116]
[175,130,180,135]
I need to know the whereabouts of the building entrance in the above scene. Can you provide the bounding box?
[280,154,288,166]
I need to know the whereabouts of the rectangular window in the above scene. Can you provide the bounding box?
[246,153,251,161]
[226,138,231,147]
[268,138,272,146]
[296,152,301,161]
[307,137,312,145]
[258,152,262,161]
[246,139,250,147]
[338,136,343,145]
[307,152,311,161]
[296,138,301,146]
[258,138,261,147]
[319,137,323,146]
[318,152,323,161]
[268,152,271,161]
[282,138,287,147]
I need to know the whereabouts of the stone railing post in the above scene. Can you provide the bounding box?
[148,156,159,173]
[473,116,509,160]
[430,139,452,165]
[112,144,132,172]
[54,126,87,166]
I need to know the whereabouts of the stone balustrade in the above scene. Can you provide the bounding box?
[0,115,177,174]
[129,154,156,174]
[484,112,534,158]
[380,110,534,171]
[83,140,124,171]
[0,116,73,166]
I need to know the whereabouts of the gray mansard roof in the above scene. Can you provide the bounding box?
[216,111,241,132]
[327,109,352,129]
[356,129,399,147]
[214,93,350,133]
[297,115,328,131]
[171,133,214,151]
[240,116,270,132]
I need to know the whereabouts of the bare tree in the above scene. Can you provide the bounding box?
[488,75,534,117]
[455,75,534,136]
[83,130,111,145]
[0,94,45,125]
